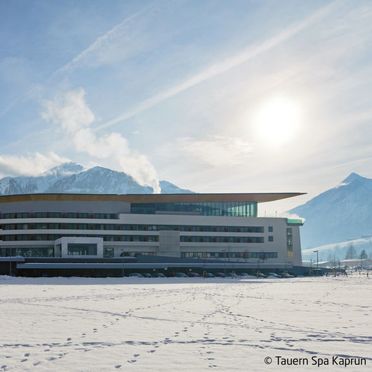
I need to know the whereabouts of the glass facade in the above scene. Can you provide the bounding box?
[0,234,264,243]
[0,223,264,233]
[131,202,257,217]
[0,212,118,219]
[67,243,98,256]
[0,247,54,257]
[1,234,159,242]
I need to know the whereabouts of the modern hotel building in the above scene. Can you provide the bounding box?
[0,193,304,275]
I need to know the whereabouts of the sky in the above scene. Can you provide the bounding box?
[1,0,372,214]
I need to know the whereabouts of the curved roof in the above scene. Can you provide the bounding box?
[0,192,305,204]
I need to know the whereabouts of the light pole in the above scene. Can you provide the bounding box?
[313,250,319,270]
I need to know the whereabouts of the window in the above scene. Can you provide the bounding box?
[103,247,114,258]
[180,251,278,260]
[286,227,293,253]
[67,243,97,256]
[0,222,265,234]
[268,236,274,242]
[268,226,273,232]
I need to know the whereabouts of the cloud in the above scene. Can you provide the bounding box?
[96,1,337,131]
[177,136,252,167]
[42,88,94,132]
[0,4,155,121]
[54,4,155,75]
[42,88,160,192]
[0,152,69,177]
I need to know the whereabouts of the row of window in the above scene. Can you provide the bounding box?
[1,233,269,243]
[1,234,159,242]
[0,223,268,233]
[0,246,279,259]
[0,212,118,220]
[0,247,158,258]
[0,247,54,257]
[181,251,278,259]
[180,236,264,243]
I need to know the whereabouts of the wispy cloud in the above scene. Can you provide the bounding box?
[0,152,69,177]
[42,88,160,192]
[96,0,338,131]
[177,136,252,167]
[53,3,155,76]
[0,3,155,120]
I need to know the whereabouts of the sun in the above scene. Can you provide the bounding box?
[253,96,301,146]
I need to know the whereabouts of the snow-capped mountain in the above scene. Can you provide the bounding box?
[0,163,193,195]
[290,172,372,248]
[44,162,85,178]
[159,180,193,194]
[0,162,84,195]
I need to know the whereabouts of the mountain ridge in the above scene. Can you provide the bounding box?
[290,172,372,248]
[0,163,193,195]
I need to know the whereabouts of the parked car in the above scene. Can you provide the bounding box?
[143,273,152,278]
[280,272,294,278]
[215,272,226,278]
[175,272,188,278]
[239,272,256,279]
[153,272,166,278]
[188,272,201,277]
[205,272,215,278]
[267,272,281,278]
[128,273,143,277]
[256,271,267,278]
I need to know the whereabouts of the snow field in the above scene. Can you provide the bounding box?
[0,276,371,371]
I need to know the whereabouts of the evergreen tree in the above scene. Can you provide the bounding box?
[345,244,357,259]
[360,249,368,259]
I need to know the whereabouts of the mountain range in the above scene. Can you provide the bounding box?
[290,172,372,249]
[0,162,193,195]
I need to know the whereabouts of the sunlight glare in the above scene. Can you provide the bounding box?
[254,96,301,147]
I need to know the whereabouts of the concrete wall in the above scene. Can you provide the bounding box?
[159,231,180,257]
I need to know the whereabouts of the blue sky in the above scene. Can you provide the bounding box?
[1,0,372,212]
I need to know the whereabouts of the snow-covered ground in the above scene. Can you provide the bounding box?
[0,276,371,371]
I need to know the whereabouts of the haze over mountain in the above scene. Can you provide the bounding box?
[0,163,193,195]
[290,172,372,249]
